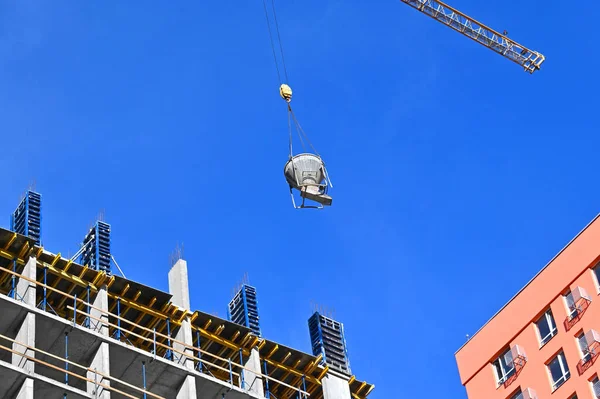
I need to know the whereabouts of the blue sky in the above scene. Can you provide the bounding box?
[0,1,597,398]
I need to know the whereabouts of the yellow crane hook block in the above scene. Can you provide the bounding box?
[279,84,292,102]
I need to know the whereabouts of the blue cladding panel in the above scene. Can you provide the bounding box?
[308,312,351,375]
[10,191,41,246]
[227,285,261,336]
[79,221,111,274]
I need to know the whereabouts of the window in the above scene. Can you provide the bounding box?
[577,332,592,363]
[548,351,570,390]
[508,389,522,399]
[565,291,579,319]
[592,376,600,398]
[536,309,557,345]
[493,348,516,385]
[593,265,600,290]
[509,388,538,399]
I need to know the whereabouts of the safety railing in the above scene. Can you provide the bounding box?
[0,264,311,398]
[0,331,163,399]
[564,287,592,332]
[577,339,600,375]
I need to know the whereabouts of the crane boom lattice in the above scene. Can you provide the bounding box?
[401,0,545,73]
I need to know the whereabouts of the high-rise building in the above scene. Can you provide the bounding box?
[228,284,261,336]
[456,214,600,399]
[10,190,41,246]
[79,220,111,274]
[309,312,351,375]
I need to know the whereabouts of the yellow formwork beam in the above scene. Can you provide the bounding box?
[279,354,323,398]
[55,266,89,310]
[63,259,73,273]
[266,344,279,359]
[193,326,249,356]
[50,253,61,267]
[0,249,22,286]
[3,233,17,250]
[263,357,322,386]
[22,243,33,259]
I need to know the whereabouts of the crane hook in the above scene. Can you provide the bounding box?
[279,84,292,103]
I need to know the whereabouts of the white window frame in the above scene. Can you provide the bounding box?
[492,348,516,385]
[536,309,557,346]
[548,351,570,391]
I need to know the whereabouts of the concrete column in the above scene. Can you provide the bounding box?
[174,318,195,369]
[169,258,196,368]
[15,378,34,399]
[87,342,111,398]
[12,312,35,373]
[242,347,265,397]
[168,259,191,310]
[16,257,36,306]
[176,375,197,399]
[321,369,352,399]
[168,257,198,398]
[91,284,110,336]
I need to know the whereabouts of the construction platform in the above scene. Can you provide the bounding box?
[0,227,374,399]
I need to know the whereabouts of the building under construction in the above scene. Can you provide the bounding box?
[0,191,374,399]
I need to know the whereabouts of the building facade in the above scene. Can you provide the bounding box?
[456,215,600,399]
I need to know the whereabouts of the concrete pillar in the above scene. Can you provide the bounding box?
[242,347,265,397]
[15,378,34,399]
[321,369,352,399]
[16,257,36,306]
[176,375,197,399]
[91,284,110,336]
[168,259,191,310]
[168,257,198,398]
[174,318,195,369]
[87,342,111,398]
[169,258,195,368]
[12,312,35,373]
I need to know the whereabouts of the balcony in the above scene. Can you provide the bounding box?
[577,329,600,375]
[502,345,528,388]
[564,286,592,332]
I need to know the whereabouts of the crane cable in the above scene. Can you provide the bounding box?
[262,0,289,85]
[262,0,319,159]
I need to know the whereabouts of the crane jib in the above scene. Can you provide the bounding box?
[400,0,545,73]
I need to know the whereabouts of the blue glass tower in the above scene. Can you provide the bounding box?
[10,190,42,246]
[227,284,261,337]
[79,221,111,274]
[308,312,351,375]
